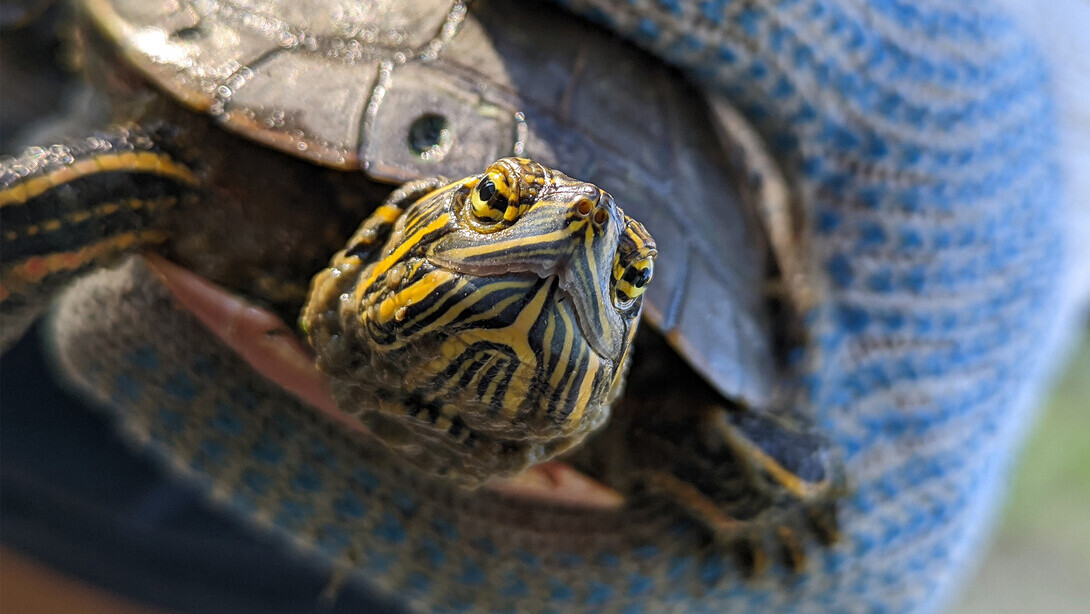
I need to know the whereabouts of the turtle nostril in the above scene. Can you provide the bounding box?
[576,198,594,216]
[592,207,609,226]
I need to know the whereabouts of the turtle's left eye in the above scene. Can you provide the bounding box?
[614,256,654,308]
[469,171,519,225]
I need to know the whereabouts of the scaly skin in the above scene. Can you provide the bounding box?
[301,159,655,484]
[10,1,1069,613]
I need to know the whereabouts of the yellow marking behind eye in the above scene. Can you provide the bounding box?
[0,151,197,207]
[375,268,458,324]
[381,274,467,337]
[358,213,452,298]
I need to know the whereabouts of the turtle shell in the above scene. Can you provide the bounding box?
[83,0,791,407]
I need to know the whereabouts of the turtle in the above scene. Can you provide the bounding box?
[0,0,842,577]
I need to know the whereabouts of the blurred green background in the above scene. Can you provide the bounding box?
[957,328,1090,613]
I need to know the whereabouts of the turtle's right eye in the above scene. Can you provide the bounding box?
[613,256,654,308]
[611,217,657,309]
[469,170,518,225]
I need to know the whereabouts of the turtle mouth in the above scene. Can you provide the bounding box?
[145,254,624,510]
[556,267,621,362]
[551,274,614,362]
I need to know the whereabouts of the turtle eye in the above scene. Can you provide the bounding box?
[614,256,654,307]
[469,171,518,225]
[478,177,496,201]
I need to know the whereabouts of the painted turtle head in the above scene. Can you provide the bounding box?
[304,158,656,483]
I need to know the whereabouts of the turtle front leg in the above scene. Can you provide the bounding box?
[300,176,448,337]
[571,327,843,576]
[0,124,203,350]
[585,402,842,576]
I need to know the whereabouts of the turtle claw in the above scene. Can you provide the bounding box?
[627,462,838,578]
[627,456,839,577]
[571,360,845,577]
[774,526,807,574]
[806,498,842,546]
[630,468,777,578]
